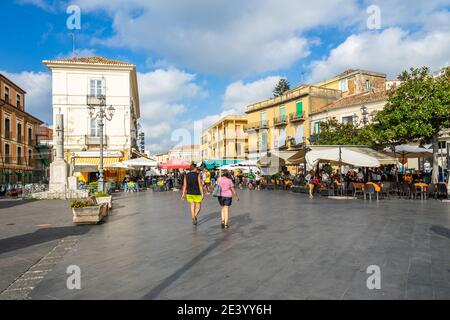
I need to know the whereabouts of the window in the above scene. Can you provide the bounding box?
[28,128,33,143]
[314,122,321,134]
[438,141,447,149]
[339,79,348,92]
[236,142,242,156]
[5,144,10,163]
[28,149,32,164]
[17,123,22,141]
[4,86,10,102]
[261,131,268,151]
[295,125,304,144]
[17,147,22,164]
[261,111,267,127]
[90,79,104,97]
[342,115,354,125]
[278,128,286,147]
[5,118,10,138]
[16,94,21,108]
[90,118,100,137]
[365,79,372,90]
[296,101,303,117]
[279,106,286,121]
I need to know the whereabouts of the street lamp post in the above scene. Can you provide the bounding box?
[87,95,115,193]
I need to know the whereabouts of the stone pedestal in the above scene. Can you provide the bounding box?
[68,176,78,191]
[49,159,69,192]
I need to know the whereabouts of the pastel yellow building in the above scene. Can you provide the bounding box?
[201,115,248,160]
[244,85,341,159]
[244,69,388,160]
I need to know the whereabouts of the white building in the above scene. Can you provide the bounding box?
[43,57,140,169]
[168,145,201,163]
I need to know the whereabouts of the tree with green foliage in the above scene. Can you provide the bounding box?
[311,119,372,146]
[273,78,290,97]
[370,67,450,183]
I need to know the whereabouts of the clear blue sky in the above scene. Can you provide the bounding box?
[1,0,449,152]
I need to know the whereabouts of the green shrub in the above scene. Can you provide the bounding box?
[94,191,109,198]
[70,199,97,208]
[87,181,98,195]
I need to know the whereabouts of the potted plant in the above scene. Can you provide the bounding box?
[94,191,112,209]
[70,198,108,225]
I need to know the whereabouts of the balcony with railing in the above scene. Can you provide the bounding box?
[4,131,11,139]
[289,113,305,123]
[17,156,24,165]
[3,155,11,164]
[274,115,287,127]
[244,121,269,131]
[87,94,106,106]
[85,135,108,145]
[17,135,23,143]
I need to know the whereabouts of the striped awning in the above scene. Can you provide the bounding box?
[74,157,121,168]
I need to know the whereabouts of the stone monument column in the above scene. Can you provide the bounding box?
[49,114,69,193]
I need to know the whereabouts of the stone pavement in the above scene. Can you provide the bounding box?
[1,190,450,299]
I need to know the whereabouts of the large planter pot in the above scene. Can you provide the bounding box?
[96,196,112,210]
[72,204,108,225]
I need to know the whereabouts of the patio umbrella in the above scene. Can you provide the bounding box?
[159,159,191,170]
[235,159,258,167]
[123,157,158,167]
[383,145,432,164]
[305,147,381,168]
[104,162,133,169]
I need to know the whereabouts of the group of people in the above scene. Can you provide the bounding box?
[181,164,239,229]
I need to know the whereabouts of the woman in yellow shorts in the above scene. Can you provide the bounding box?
[181,164,204,226]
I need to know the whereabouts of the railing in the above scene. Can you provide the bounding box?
[274,115,287,126]
[289,113,305,122]
[17,157,23,165]
[29,139,37,146]
[246,85,342,113]
[17,135,23,143]
[4,156,11,164]
[87,94,106,106]
[4,131,11,139]
[85,135,108,145]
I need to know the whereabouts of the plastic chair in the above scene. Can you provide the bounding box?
[364,184,378,200]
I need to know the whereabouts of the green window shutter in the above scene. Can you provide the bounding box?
[296,101,303,116]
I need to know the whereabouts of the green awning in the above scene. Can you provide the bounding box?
[202,159,244,170]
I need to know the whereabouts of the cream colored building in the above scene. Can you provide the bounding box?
[43,56,140,163]
[168,144,201,163]
[201,115,248,160]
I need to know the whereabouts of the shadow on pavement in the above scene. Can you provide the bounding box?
[141,212,253,300]
[0,226,92,255]
[0,199,32,210]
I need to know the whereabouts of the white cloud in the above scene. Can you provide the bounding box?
[1,70,52,124]
[137,68,205,153]
[308,27,450,82]
[197,75,282,130]
[69,0,359,75]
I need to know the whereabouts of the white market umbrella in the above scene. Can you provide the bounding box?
[384,145,433,162]
[123,157,158,167]
[105,162,133,169]
[306,147,381,168]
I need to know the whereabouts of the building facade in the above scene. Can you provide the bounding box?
[244,85,341,160]
[43,57,140,182]
[0,74,44,187]
[168,144,201,163]
[201,115,248,160]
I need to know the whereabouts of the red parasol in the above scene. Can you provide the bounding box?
[159,159,191,170]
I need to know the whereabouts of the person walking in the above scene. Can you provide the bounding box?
[203,167,211,195]
[216,170,239,229]
[248,169,255,190]
[181,163,204,226]
[255,171,261,191]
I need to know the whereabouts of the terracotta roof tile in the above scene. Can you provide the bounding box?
[44,56,134,66]
[313,90,387,114]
